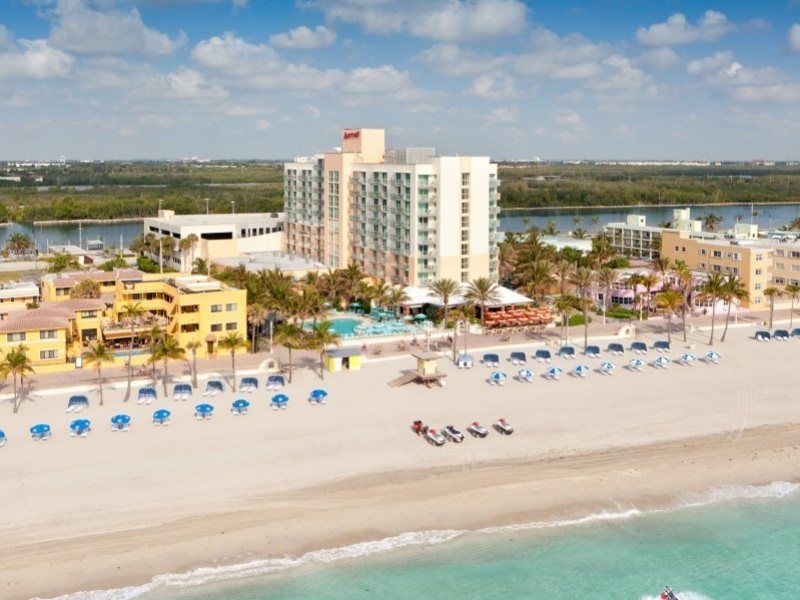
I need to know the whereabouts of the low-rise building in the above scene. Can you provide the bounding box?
[605,208,703,259]
[0,281,40,317]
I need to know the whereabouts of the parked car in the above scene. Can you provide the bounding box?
[442,425,464,443]
[467,421,489,438]
[424,428,446,446]
[493,418,514,435]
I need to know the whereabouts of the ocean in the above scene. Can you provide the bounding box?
[56,482,800,600]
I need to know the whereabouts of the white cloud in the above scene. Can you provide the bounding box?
[486,106,518,124]
[470,72,516,100]
[553,108,583,127]
[512,28,606,80]
[49,0,185,56]
[166,68,228,100]
[686,51,735,76]
[269,25,336,50]
[0,25,11,49]
[636,10,735,46]
[418,43,501,77]
[637,47,680,69]
[310,0,528,43]
[789,24,800,53]
[255,119,271,131]
[0,38,75,80]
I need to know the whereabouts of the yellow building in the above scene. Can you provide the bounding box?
[40,269,144,303]
[0,281,40,318]
[661,230,773,310]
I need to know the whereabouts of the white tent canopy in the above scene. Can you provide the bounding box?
[401,284,532,308]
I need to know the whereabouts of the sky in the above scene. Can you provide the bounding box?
[1,0,799,161]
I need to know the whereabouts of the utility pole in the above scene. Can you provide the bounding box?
[159,238,163,274]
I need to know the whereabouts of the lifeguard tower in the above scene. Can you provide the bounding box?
[388,351,447,388]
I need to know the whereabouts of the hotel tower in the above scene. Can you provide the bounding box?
[283,128,500,286]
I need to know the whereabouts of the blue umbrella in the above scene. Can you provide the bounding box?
[413,313,427,321]
[310,389,328,401]
[706,350,721,363]
[152,409,171,425]
[70,419,91,436]
[272,393,289,410]
[490,371,508,385]
[546,367,563,380]
[232,399,250,409]
[518,368,534,382]
[30,424,51,440]
[680,352,697,364]
[0,429,5,447]
[653,355,670,368]
[600,361,616,374]
[195,403,214,418]
[573,364,590,377]
[629,358,644,370]
[111,414,131,431]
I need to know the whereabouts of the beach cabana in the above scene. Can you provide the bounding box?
[0,430,5,447]
[173,383,192,401]
[325,348,363,372]
[585,345,601,358]
[706,351,721,364]
[545,366,563,380]
[573,364,590,378]
[266,374,287,390]
[152,409,171,426]
[111,414,131,432]
[203,380,224,397]
[240,377,259,392]
[558,346,576,359]
[535,349,552,363]
[509,351,526,366]
[30,424,51,441]
[631,342,648,355]
[774,329,790,341]
[599,361,616,375]
[653,355,670,369]
[231,399,250,415]
[653,341,670,352]
[456,354,474,369]
[66,395,89,413]
[482,353,500,367]
[792,328,800,338]
[679,353,697,366]
[608,343,624,356]
[271,393,289,410]
[629,358,644,371]
[137,386,157,405]
[518,368,534,383]
[69,419,91,438]
[755,330,771,342]
[309,389,328,405]
[194,403,214,420]
[489,371,508,386]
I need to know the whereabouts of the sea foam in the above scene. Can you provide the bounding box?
[36,480,799,600]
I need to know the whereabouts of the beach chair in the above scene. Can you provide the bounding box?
[0,430,5,447]
[172,383,192,401]
[629,358,644,372]
[203,380,224,397]
[266,375,286,391]
[705,351,721,364]
[509,351,526,366]
[535,349,552,363]
[137,387,157,405]
[679,352,697,366]
[774,329,790,341]
[558,346,576,359]
[457,354,474,369]
[608,343,624,356]
[653,340,670,353]
[755,330,771,342]
[584,345,601,358]
[792,328,800,339]
[240,377,258,393]
[66,395,89,413]
[482,353,500,367]
[631,342,648,355]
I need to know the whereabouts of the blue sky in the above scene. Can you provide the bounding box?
[1,0,799,160]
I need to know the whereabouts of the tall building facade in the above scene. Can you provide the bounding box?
[284,129,500,286]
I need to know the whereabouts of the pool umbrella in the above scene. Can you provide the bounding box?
[600,361,616,375]
[310,389,328,404]
[629,358,644,371]
[272,394,289,410]
[546,367,563,380]
[29,424,51,440]
[152,409,171,425]
[413,313,428,321]
[490,371,508,385]
[111,414,131,431]
[573,364,590,377]
[70,419,91,437]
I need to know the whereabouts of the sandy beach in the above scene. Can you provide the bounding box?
[1,323,799,599]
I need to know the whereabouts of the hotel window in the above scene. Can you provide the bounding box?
[755,268,763,276]
[225,322,237,331]
[181,324,199,333]
[712,265,722,272]
[461,173,470,186]
[699,248,707,255]
[40,349,58,360]
[80,311,97,319]
[461,243,469,255]
[461,258,469,269]
[712,250,722,258]
[225,303,238,312]
[210,304,223,313]
[775,277,786,285]
[461,188,469,200]
[754,297,762,304]
[755,254,763,261]
[776,263,785,270]
[210,323,222,332]
[461,216,469,227]
[755,283,762,291]
[792,251,800,259]
[40,330,57,340]
[461,230,469,242]
[8,332,26,342]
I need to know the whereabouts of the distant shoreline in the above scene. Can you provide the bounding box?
[30,217,145,226]
[500,200,800,213]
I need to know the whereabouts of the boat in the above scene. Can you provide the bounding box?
[661,586,680,600]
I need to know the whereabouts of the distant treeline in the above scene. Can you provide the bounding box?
[498,163,800,208]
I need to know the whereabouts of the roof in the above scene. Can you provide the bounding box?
[44,269,144,288]
[0,283,39,300]
[402,284,532,308]
[326,347,362,358]
[145,212,284,229]
[0,299,105,333]
[412,352,441,361]
[214,252,326,273]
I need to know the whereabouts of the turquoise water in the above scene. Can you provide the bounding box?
[131,483,799,600]
[113,348,148,358]
[304,318,361,336]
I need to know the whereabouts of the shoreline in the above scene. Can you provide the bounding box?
[23,424,800,600]
[30,217,144,226]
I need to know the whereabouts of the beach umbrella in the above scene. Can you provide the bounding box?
[653,356,670,368]
[310,389,328,401]
[272,393,289,410]
[29,423,51,440]
[69,419,91,436]
[152,409,171,425]
[111,414,131,431]
[0,430,6,447]
[518,368,534,382]
[546,366,563,380]
[195,403,214,418]
[706,351,721,364]
[680,352,697,365]
[490,371,508,385]
[629,358,644,371]
[600,361,616,375]
[231,399,250,414]
[413,313,428,321]
[573,364,590,377]
[402,315,413,321]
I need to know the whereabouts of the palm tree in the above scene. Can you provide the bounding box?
[179,233,199,272]
[463,277,500,326]
[308,321,341,379]
[699,273,727,345]
[153,336,185,396]
[192,257,209,275]
[655,290,683,344]
[763,287,781,330]
[145,325,164,385]
[385,286,410,317]
[426,278,459,328]
[70,279,102,299]
[701,213,723,232]
[639,272,660,317]
[2,345,34,413]
[185,339,200,389]
[720,276,748,342]
[624,272,644,320]
[83,342,115,406]
[554,259,574,296]
[219,331,247,392]
[274,322,305,383]
[247,302,268,353]
[596,267,617,324]
[572,227,588,240]
[673,260,693,342]
[554,294,576,344]
[568,266,594,347]
[524,259,555,303]
[785,283,800,330]
[5,232,34,256]
[120,301,144,402]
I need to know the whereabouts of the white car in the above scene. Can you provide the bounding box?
[467,422,489,438]
[424,429,446,447]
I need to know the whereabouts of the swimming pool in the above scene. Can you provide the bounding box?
[306,318,361,336]
[305,317,422,338]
